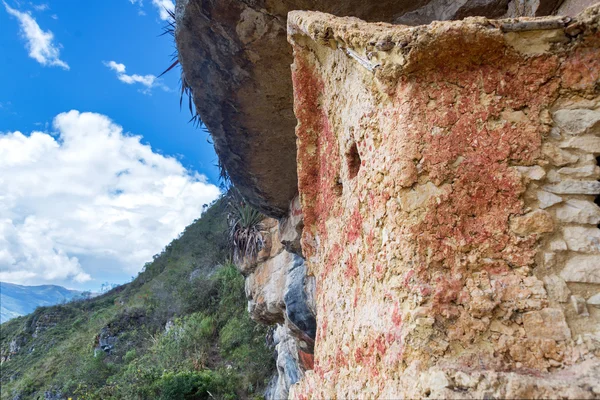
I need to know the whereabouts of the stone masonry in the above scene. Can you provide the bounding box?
[288,6,600,398]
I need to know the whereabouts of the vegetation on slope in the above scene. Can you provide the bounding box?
[0,196,274,400]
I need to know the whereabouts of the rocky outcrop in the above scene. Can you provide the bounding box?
[239,202,315,397]
[174,0,583,218]
[287,6,600,398]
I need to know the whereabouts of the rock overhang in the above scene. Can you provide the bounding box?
[173,0,581,218]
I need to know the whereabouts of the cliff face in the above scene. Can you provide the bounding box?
[175,0,600,398]
[288,7,600,398]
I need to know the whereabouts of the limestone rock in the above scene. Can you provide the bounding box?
[571,295,590,316]
[523,309,571,340]
[555,199,600,224]
[563,226,600,253]
[543,275,571,303]
[558,135,600,153]
[510,210,554,236]
[537,190,563,209]
[284,255,317,346]
[553,108,600,135]
[541,143,579,166]
[587,293,600,308]
[549,239,568,251]
[516,165,546,180]
[245,250,291,325]
[557,165,600,179]
[561,254,600,283]
[265,325,303,400]
[544,180,600,195]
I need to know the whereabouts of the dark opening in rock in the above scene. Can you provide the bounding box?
[346,142,361,179]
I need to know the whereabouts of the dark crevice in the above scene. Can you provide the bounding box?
[346,142,362,180]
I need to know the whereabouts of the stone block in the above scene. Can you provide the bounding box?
[553,108,600,135]
[523,309,571,340]
[557,165,600,179]
[543,275,571,303]
[571,295,590,316]
[559,135,600,153]
[544,180,600,195]
[556,199,600,225]
[537,190,563,209]
[561,254,600,283]
[563,226,600,253]
[510,210,554,236]
[541,143,579,166]
[516,165,546,180]
[549,239,568,251]
[587,293,600,308]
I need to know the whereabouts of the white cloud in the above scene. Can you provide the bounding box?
[3,2,69,70]
[31,3,49,11]
[0,110,221,287]
[104,60,168,94]
[151,0,174,20]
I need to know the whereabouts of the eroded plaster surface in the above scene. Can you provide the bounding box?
[288,7,600,398]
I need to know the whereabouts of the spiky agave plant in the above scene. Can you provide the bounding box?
[228,199,265,262]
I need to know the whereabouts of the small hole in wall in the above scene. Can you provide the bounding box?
[346,142,361,179]
[333,176,343,197]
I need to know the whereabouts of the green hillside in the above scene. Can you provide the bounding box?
[0,197,275,400]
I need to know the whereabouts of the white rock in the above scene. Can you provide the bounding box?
[571,295,589,316]
[544,180,600,195]
[563,226,600,253]
[537,191,563,208]
[543,252,556,268]
[549,239,568,251]
[541,143,579,166]
[587,293,600,308]
[543,275,571,303]
[557,165,600,179]
[515,166,546,180]
[553,109,600,135]
[559,135,600,153]
[555,199,600,224]
[546,170,561,183]
[561,254,600,283]
[453,371,479,389]
[425,370,449,392]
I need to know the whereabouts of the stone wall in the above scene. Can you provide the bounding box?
[288,6,600,399]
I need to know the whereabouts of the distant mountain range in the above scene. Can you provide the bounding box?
[0,282,82,323]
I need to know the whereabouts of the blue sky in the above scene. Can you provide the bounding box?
[0,0,222,290]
